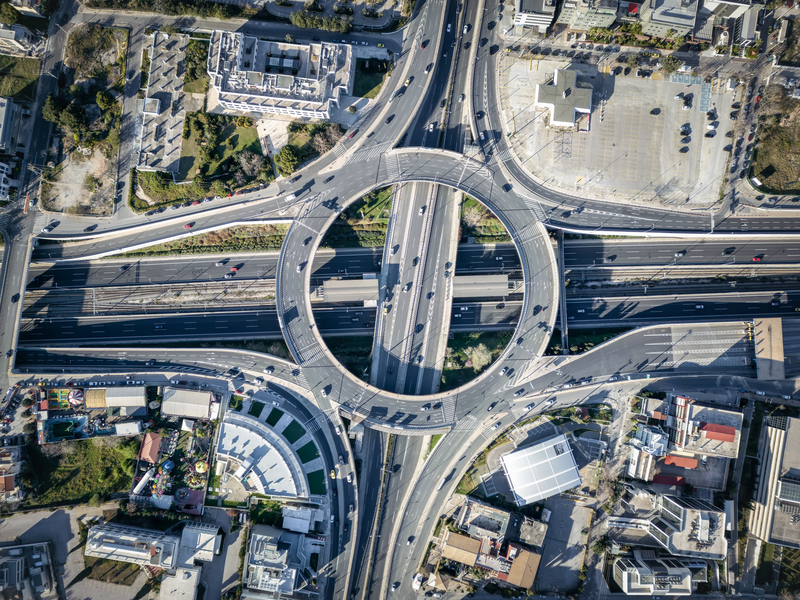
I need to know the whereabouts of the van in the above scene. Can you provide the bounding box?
[437,478,446,491]
[285,193,296,202]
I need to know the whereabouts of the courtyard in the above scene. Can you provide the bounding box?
[500,55,736,208]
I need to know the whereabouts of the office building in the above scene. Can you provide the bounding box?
[245,525,308,598]
[0,98,16,154]
[534,70,593,128]
[647,495,726,560]
[639,0,699,38]
[514,0,557,33]
[556,0,618,32]
[613,551,708,595]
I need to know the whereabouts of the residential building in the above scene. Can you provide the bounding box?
[0,555,24,592]
[628,425,669,482]
[0,98,17,154]
[513,0,557,33]
[639,0,699,38]
[534,70,593,128]
[505,544,541,589]
[750,416,800,549]
[281,506,323,534]
[613,550,708,595]
[647,495,726,560]
[501,433,582,505]
[0,162,13,201]
[0,542,56,597]
[556,0,618,32]
[85,523,181,569]
[244,525,309,598]
[0,24,37,56]
[9,0,42,17]
[0,447,22,502]
[440,530,542,585]
[441,531,481,566]
[456,496,511,543]
[207,31,352,119]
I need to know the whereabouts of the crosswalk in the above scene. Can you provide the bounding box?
[345,142,392,165]
[295,342,325,366]
[331,144,348,158]
[518,194,548,221]
[303,417,322,434]
[439,396,456,423]
[385,153,402,182]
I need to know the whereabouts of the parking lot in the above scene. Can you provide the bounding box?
[501,55,736,207]
[536,499,593,593]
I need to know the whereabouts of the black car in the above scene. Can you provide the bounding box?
[323,176,335,184]
[487,402,497,411]
[289,175,302,183]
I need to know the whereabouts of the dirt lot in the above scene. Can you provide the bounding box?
[42,144,116,215]
[751,84,800,194]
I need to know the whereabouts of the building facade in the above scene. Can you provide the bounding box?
[514,0,557,32]
[556,0,618,32]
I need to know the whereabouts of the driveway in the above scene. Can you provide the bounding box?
[202,507,245,598]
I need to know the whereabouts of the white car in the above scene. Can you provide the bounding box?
[347,472,353,483]
[524,404,534,411]
[41,227,51,233]
[545,398,556,406]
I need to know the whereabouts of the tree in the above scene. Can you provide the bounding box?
[592,535,610,555]
[661,54,682,75]
[626,55,639,70]
[95,90,115,111]
[21,397,33,408]
[238,150,265,177]
[23,421,36,434]
[0,3,18,26]
[59,104,87,133]
[42,95,63,123]
[285,34,295,43]
[274,145,300,176]
[665,28,676,39]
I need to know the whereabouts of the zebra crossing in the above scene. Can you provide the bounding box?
[292,369,309,389]
[295,342,325,366]
[453,415,477,431]
[439,396,456,423]
[303,417,322,434]
[480,425,499,440]
[344,142,392,165]
[331,144,348,158]
[493,148,516,163]
[518,194,548,221]
[385,153,402,182]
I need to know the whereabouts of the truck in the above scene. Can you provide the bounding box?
[436,478,446,491]
[412,573,423,591]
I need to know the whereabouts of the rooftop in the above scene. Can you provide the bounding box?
[85,523,180,569]
[501,433,582,505]
[162,388,212,420]
[534,70,592,128]
[139,432,162,464]
[458,496,511,542]
[441,531,481,566]
[642,0,700,28]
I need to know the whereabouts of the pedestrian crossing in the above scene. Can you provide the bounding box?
[518,194,548,221]
[386,153,402,182]
[453,415,477,431]
[295,342,325,366]
[344,142,392,165]
[331,144,348,158]
[440,396,456,423]
[303,417,322,434]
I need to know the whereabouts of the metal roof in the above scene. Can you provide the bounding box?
[104,387,147,408]
[500,434,582,505]
[162,388,212,419]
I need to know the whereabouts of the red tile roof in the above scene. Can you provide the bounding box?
[700,422,736,443]
[138,432,161,464]
[665,455,698,469]
[0,475,15,492]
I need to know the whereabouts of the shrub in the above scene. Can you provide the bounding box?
[274,145,301,176]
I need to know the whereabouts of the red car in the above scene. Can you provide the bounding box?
[348,129,358,139]
[755,95,761,103]
[748,133,754,141]
[184,224,193,229]
[230,267,238,272]
[753,256,763,262]
[192,200,200,205]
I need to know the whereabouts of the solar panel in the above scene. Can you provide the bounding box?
[779,479,800,504]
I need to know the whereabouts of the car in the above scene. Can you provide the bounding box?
[562,383,573,389]
[424,64,432,74]
[41,227,51,233]
[392,583,400,592]
[492,422,501,430]
[224,272,234,279]
[183,223,193,229]
[347,472,353,483]
[264,365,275,374]
[682,104,691,111]
[695,304,704,309]
[487,402,497,411]
[377,43,384,47]
[500,367,508,375]
[428,122,435,132]
[405,77,411,85]
[155,325,164,330]
[753,255,763,261]
[514,389,525,397]
[459,93,465,102]
[674,251,685,257]
[463,24,469,33]
[229,267,238,272]
[323,176,335,184]
[608,376,619,382]
[748,133,754,141]
[771,300,780,306]
[418,206,425,215]
[545,398,556,406]
[10,294,19,303]
[321,389,327,397]
[361,41,368,45]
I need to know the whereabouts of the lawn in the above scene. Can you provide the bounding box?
[322,335,374,378]
[251,499,283,526]
[307,469,327,495]
[81,556,141,586]
[296,441,320,464]
[353,57,389,99]
[118,223,289,258]
[319,186,393,248]
[440,331,512,392]
[266,408,284,427]
[183,39,209,95]
[248,401,265,418]
[179,123,261,182]
[460,196,510,243]
[428,434,443,457]
[27,437,139,507]
[756,542,775,585]
[0,56,41,101]
[282,420,306,444]
[286,129,319,165]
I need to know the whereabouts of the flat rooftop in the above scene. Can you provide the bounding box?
[755,318,785,380]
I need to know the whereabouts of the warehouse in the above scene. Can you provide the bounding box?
[162,388,213,420]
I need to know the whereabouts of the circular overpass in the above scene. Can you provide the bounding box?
[276,147,559,432]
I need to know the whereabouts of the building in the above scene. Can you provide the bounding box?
[162,388,213,420]
[505,544,541,589]
[85,523,181,569]
[139,432,162,465]
[513,0,557,33]
[0,162,14,201]
[628,425,669,482]
[178,523,222,565]
[0,542,56,598]
[207,31,352,119]
[160,566,201,600]
[441,531,481,566]
[85,387,148,415]
[639,0,699,38]
[501,434,582,505]
[534,70,592,128]
[647,495,726,560]
[613,551,708,595]
[0,447,22,502]
[281,506,322,534]
[456,496,511,542]
[0,98,17,154]
[749,416,800,549]
[9,0,42,17]
[245,525,309,598]
[556,0,618,32]
[0,24,38,56]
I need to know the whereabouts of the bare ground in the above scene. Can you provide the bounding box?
[43,143,116,216]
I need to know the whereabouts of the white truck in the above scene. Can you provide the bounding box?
[412,573,423,591]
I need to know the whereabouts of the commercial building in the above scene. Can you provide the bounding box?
[534,70,592,128]
[244,524,310,598]
[639,0,700,38]
[749,416,800,549]
[456,496,511,543]
[628,425,669,482]
[85,386,148,414]
[85,523,181,569]
[162,388,213,420]
[556,0,618,32]
[207,31,352,119]
[613,550,708,595]
[513,0,557,33]
[160,567,201,600]
[500,434,582,505]
[647,495,726,560]
[0,24,38,56]
[281,506,322,534]
[0,97,17,154]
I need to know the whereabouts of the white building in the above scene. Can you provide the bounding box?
[647,495,726,560]
[0,98,17,154]
[0,24,37,56]
[500,434,582,505]
[613,551,707,595]
[245,525,308,598]
[628,425,669,481]
[0,162,15,201]
[85,523,181,569]
[639,0,700,38]
[534,70,592,128]
[513,0,557,33]
[207,31,351,119]
[162,388,213,420]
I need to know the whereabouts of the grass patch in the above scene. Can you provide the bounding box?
[0,55,41,101]
[323,335,374,378]
[353,57,390,99]
[82,555,141,586]
[297,441,320,464]
[117,223,289,258]
[320,187,392,248]
[749,84,800,194]
[460,196,510,243]
[26,437,139,507]
[428,434,443,457]
[307,469,327,495]
[441,331,511,392]
[179,121,260,182]
[780,548,800,593]
[251,498,282,526]
[183,39,209,94]
[282,420,306,444]
[546,327,631,355]
[65,25,127,85]
[266,408,284,427]
[248,401,265,418]
[756,542,775,585]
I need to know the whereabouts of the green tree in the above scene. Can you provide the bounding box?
[23,421,36,434]
[661,54,682,75]
[0,3,19,26]
[59,104,86,133]
[274,145,300,176]
[592,535,610,554]
[665,28,676,39]
[626,55,639,70]
[42,95,63,123]
[96,90,115,111]
[22,397,34,408]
